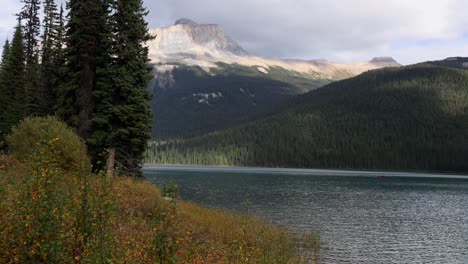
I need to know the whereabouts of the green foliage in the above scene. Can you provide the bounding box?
[20,0,41,66]
[57,0,112,139]
[0,120,115,262]
[7,116,90,171]
[0,39,10,70]
[24,53,41,116]
[39,0,62,115]
[150,64,331,139]
[0,2,67,150]
[57,0,152,174]
[0,144,115,263]
[150,204,180,264]
[161,183,178,200]
[20,0,42,116]
[0,40,11,150]
[0,24,26,149]
[88,0,153,175]
[147,65,468,172]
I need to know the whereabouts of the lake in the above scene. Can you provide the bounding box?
[144,165,468,264]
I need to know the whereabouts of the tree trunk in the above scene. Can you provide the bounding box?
[107,148,116,178]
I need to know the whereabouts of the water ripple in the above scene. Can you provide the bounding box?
[145,167,468,264]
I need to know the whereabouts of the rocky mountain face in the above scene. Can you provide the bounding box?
[147,19,400,79]
[148,19,247,69]
[147,19,401,138]
[370,57,401,67]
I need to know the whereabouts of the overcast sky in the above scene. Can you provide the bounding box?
[1,0,467,65]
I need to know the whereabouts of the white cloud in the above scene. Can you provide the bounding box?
[1,0,467,64]
[148,0,468,64]
[0,0,19,45]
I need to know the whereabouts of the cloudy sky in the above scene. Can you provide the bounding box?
[1,0,467,65]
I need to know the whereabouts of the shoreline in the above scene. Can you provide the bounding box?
[143,164,468,179]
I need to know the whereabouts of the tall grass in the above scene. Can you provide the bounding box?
[0,116,321,263]
[0,153,320,263]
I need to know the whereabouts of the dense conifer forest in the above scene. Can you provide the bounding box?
[146,63,468,172]
[0,0,152,175]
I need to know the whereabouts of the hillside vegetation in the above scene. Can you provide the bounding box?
[150,63,332,138]
[425,57,468,69]
[147,64,468,172]
[0,117,314,263]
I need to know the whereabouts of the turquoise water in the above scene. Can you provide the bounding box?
[144,166,468,264]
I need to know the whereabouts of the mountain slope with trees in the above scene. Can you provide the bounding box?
[147,19,400,139]
[149,63,331,138]
[146,62,468,172]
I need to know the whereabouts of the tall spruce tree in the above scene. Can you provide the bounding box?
[0,24,26,148]
[0,40,12,149]
[49,4,66,113]
[105,0,153,176]
[20,0,41,116]
[58,0,113,170]
[0,40,11,70]
[40,0,59,114]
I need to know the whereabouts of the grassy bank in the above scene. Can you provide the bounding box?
[0,154,318,263]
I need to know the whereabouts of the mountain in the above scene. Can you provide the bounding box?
[148,19,399,76]
[147,19,400,138]
[146,61,468,172]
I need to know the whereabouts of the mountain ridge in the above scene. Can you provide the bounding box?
[147,19,400,78]
[146,19,402,139]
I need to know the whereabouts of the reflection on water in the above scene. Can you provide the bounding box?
[144,166,468,264]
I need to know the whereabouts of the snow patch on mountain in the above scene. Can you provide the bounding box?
[193,92,224,105]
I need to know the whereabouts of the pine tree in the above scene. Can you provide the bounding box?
[0,40,11,70]
[58,0,111,136]
[58,0,114,170]
[40,0,59,114]
[25,53,41,115]
[104,0,154,176]
[49,4,66,113]
[20,0,41,66]
[0,40,12,149]
[88,0,115,171]
[0,24,26,148]
[20,0,41,116]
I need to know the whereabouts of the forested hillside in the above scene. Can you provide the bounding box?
[149,63,331,138]
[146,63,468,172]
[425,57,468,69]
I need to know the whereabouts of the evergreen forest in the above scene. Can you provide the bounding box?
[146,63,468,172]
[0,0,153,175]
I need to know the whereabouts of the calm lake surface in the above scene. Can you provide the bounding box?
[144,165,468,264]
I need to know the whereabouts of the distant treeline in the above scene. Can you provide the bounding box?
[146,64,468,172]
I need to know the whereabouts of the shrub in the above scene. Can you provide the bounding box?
[7,116,90,171]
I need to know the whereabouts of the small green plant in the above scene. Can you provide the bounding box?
[161,182,178,201]
[150,204,180,264]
